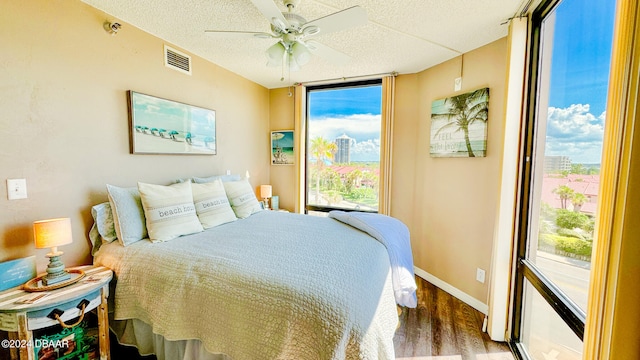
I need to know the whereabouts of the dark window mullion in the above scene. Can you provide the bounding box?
[510,0,583,355]
[305,204,377,213]
[521,259,586,339]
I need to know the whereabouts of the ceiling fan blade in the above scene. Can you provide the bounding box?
[305,40,351,66]
[302,6,367,38]
[205,30,274,39]
[250,0,290,32]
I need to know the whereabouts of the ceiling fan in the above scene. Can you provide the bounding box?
[205,0,367,72]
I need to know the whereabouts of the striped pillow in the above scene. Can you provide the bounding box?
[192,179,237,229]
[138,181,203,242]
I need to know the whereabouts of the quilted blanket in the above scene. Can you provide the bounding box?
[94,211,398,360]
[328,211,418,308]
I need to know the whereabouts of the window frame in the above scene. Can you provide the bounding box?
[304,79,383,214]
[510,0,599,356]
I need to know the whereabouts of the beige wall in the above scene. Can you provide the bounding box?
[0,0,269,271]
[393,39,508,303]
[269,39,508,304]
[268,88,296,211]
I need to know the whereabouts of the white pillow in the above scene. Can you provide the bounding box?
[106,184,148,247]
[138,181,204,242]
[191,180,237,229]
[222,179,263,219]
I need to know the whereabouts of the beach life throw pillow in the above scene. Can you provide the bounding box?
[138,181,204,242]
[191,179,237,229]
[222,178,263,219]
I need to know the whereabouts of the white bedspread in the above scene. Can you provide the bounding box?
[328,211,418,308]
[94,211,398,360]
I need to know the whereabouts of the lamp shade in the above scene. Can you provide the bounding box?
[259,185,272,199]
[291,42,311,66]
[34,218,73,249]
[266,42,285,67]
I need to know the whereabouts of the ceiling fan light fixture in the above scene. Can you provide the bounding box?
[272,17,287,31]
[266,42,285,66]
[302,25,320,36]
[287,53,301,71]
[291,42,311,66]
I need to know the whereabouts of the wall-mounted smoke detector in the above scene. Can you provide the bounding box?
[164,45,192,76]
[104,21,121,36]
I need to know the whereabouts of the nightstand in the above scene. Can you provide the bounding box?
[0,265,112,360]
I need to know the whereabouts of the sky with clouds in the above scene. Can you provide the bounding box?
[308,85,382,162]
[306,0,616,165]
[543,0,615,164]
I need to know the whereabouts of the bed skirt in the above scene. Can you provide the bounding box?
[111,318,230,360]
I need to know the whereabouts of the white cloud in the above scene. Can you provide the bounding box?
[545,104,604,163]
[308,115,383,161]
[352,139,380,156]
[309,114,381,142]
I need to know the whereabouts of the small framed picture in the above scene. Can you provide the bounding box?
[271,195,279,210]
[271,130,294,165]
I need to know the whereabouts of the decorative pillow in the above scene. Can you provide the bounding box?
[222,179,263,219]
[138,181,204,242]
[91,202,117,243]
[191,180,237,229]
[192,174,241,184]
[106,184,148,247]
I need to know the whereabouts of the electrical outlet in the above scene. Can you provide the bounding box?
[476,268,486,283]
[7,179,28,200]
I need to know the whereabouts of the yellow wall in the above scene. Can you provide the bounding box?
[0,0,270,271]
[609,105,640,358]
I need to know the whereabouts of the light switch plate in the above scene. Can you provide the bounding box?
[454,77,462,91]
[7,179,28,200]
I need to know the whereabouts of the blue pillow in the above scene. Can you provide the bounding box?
[192,174,241,183]
[106,184,148,246]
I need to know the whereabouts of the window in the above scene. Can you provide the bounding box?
[511,0,615,358]
[305,80,383,215]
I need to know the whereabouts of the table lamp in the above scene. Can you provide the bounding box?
[259,185,272,209]
[34,218,73,285]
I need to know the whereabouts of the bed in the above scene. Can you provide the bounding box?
[91,179,416,360]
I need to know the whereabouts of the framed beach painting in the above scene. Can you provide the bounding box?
[271,130,294,165]
[430,87,489,158]
[128,91,216,155]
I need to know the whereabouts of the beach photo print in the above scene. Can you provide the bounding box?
[128,91,216,155]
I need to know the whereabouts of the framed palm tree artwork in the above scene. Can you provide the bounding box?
[128,91,216,155]
[430,87,489,158]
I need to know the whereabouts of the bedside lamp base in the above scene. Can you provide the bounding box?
[42,253,70,286]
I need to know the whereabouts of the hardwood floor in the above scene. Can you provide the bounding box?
[111,276,514,359]
[394,276,514,359]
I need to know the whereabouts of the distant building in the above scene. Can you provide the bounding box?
[334,134,351,164]
[545,155,572,173]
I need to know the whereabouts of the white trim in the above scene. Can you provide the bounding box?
[414,266,488,315]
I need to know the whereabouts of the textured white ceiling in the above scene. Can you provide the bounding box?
[81,0,522,89]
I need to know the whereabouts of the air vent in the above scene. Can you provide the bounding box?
[164,45,191,75]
